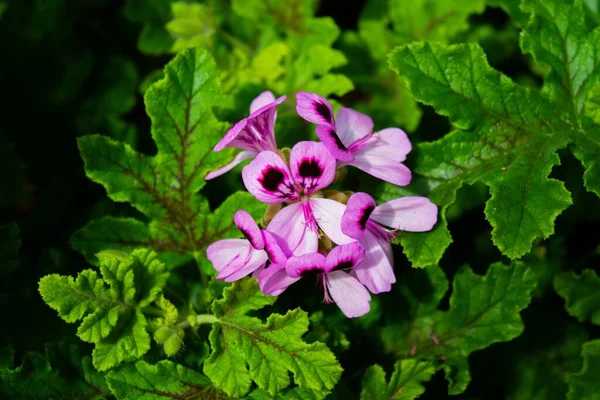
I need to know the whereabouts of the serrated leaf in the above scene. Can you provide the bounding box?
[107,359,227,399]
[487,0,530,25]
[555,269,600,325]
[567,339,600,400]
[39,249,168,371]
[204,279,343,398]
[382,263,537,395]
[0,221,20,278]
[73,48,265,267]
[386,35,586,263]
[360,360,436,400]
[0,343,109,399]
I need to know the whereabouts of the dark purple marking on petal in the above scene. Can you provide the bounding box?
[298,158,323,178]
[359,205,375,230]
[239,227,252,242]
[332,259,353,271]
[329,129,348,150]
[260,167,285,191]
[300,266,325,277]
[316,102,333,124]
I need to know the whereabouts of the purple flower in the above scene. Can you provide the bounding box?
[296,92,412,186]
[242,141,354,249]
[341,192,438,293]
[206,91,286,180]
[259,243,371,318]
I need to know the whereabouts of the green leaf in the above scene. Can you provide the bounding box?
[167,2,216,53]
[204,279,343,398]
[0,222,20,278]
[555,269,600,326]
[386,35,583,263]
[106,359,227,399]
[360,360,436,400]
[73,48,266,267]
[567,339,600,400]
[248,387,328,400]
[39,249,169,371]
[382,263,537,394]
[487,0,530,26]
[0,343,109,399]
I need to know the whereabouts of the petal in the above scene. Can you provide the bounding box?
[310,198,355,245]
[250,91,276,113]
[371,128,412,162]
[214,95,286,153]
[267,202,319,257]
[289,141,336,194]
[205,150,256,180]
[316,125,354,162]
[349,149,412,186]
[286,253,327,278]
[371,196,438,232]
[326,271,371,318]
[242,151,298,204]
[341,192,377,240]
[353,232,395,294]
[234,210,264,250]
[296,92,335,126]
[220,249,268,282]
[335,107,373,147]
[206,239,252,273]
[258,265,299,296]
[262,230,287,265]
[325,242,365,273]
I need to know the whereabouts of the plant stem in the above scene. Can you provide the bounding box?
[177,313,218,329]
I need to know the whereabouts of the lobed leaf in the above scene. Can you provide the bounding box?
[555,269,600,326]
[360,360,436,400]
[204,279,343,398]
[567,339,600,400]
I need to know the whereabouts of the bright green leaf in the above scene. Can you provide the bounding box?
[360,360,436,400]
[167,2,216,53]
[204,279,343,398]
[73,48,266,267]
[0,343,109,399]
[39,249,168,370]
[555,269,600,326]
[567,339,600,400]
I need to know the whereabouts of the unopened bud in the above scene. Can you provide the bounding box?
[323,190,349,204]
[277,147,291,163]
[163,333,183,356]
[333,167,347,183]
[318,235,333,253]
[261,203,282,227]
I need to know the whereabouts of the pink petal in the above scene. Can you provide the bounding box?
[214,95,286,153]
[335,107,373,147]
[289,141,336,195]
[341,192,377,240]
[258,265,299,296]
[242,151,298,204]
[234,210,264,250]
[326,271,371,318]
[250,91,276,114]
[310,198,354,245]
[220,248,268,282]
[286,253,327,278]
[325,242,365,273]
[372,128,412,162]
[267,202,319,257]
[262,230,287,265]
[353,232,395,294]
[371,196,438,232]
[349,149,412,186]
[296,92,335,126]
[206,239,252,273]
[205,150,256,180]
[316,125,354,162]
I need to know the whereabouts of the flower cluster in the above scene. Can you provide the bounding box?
[206,92,437,317]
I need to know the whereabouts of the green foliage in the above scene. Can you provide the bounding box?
[39,249,169,371]
[381,263,537,394]
[72,48,265,268]
[360,360,436,400]
[555,269,600,325]
[107,359,223,399]
[567,339,600,400]
[0,343,110,399]
[124,0,174,55]
[385,0,600,266]
[204,279,343,398]
[167,2,216,53]
[0,222,20,278]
